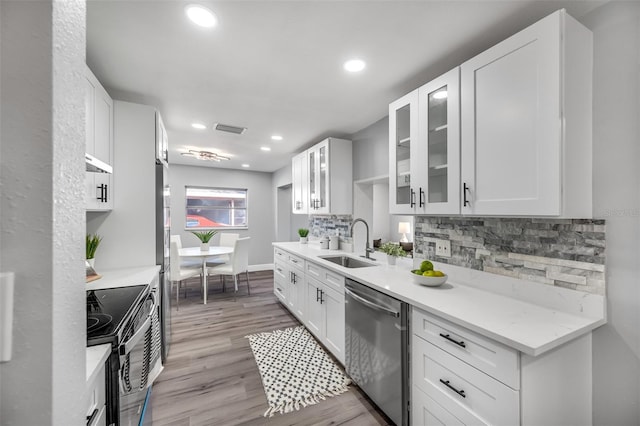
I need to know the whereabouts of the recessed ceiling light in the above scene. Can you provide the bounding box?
[344,59,366,73]
[241,164,250,168]
[261,146,271,152]
[271,135,283,141]
[185,4,218,28]
[433,90,448,100]
[191,123,207,130]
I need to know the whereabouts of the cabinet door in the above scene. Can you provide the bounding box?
[389,90,420,214]
[293,270,306,321]
[305,277,322,337]
[291,152,308,214]
[321,285,345,364]
[419,68,460,214]
[308,141,330,213]
[461,12,561,216]
[412,385,464,426]
[287,270,300,315]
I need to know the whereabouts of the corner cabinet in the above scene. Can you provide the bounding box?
[292,137,352,215]
[389,68,460,215]
[460,9,592,217]
[85,65,114,211]
[390,9,592,218]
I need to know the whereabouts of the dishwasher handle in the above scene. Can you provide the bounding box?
[345,287,400,317]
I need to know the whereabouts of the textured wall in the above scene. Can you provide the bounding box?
[308,215,353,238]
[415,217,606,295]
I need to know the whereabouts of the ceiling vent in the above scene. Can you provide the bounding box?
[214,123,247,135]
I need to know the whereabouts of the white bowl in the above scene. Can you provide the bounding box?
[411,271,448,287]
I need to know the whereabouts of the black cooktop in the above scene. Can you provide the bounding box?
[87,285,148,346]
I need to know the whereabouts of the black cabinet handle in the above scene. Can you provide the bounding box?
[440,379,466,398]
[419,187,425,207]
[410,188,416,208]
[319,289,324,304]
[86,408,99,426]
[96,184,108,202]
[463,183,470,207]
[316,287,321,302]
[439,333,466,348]
[104,184,108,202]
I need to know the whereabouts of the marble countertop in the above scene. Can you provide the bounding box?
[273,242,606,356]
[86,265,160,291]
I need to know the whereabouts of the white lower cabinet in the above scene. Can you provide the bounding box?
[85,361,107,426]
[411,307,593,426]
[273,248,345,364]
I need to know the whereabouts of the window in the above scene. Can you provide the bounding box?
[185,186,248,229]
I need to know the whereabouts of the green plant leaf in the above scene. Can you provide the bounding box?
[191,230,218,243]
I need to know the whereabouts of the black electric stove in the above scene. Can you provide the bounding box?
[86,285,149,346]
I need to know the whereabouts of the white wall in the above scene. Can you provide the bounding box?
[582,2,640,424]
[170,164,275,266]
[0,1,86,424]
[352,116,389,181]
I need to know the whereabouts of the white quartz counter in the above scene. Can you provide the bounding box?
[86,265,160,291]
[86,343,110,384]
[273,242,606,356]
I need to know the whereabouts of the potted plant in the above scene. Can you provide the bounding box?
[379,242,407,265]
[192,230,218,251]
[86,234,102,268]
[298,228,309,244]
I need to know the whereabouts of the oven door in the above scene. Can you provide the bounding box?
[118,292,156,426]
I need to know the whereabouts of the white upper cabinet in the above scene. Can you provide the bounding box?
[389,90,419,215]
[460,9,592,217]
[292,137,352,215]
[85,65,114,211]
[292,151,308,214]
[389,68,460,215]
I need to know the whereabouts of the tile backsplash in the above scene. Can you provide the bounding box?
[414,217,606,295]
[308,215,353,238]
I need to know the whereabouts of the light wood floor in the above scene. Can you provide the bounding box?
[149,270,392,426]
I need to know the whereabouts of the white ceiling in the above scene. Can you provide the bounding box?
[87,0,604,173]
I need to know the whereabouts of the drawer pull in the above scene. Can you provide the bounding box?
[439,379,466,398]
[440,333,466,348]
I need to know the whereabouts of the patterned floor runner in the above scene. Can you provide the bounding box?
[245,326,351,417]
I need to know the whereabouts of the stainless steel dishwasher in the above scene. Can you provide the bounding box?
[345,278,409,426]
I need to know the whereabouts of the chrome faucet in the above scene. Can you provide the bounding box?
[350,218,375,260]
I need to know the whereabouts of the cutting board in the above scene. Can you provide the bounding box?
[86,274,102,283]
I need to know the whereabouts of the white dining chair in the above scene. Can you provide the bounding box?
[171,234,202,269]
[206,233,239,267]
[170,240,202,309]
[207,237,251,295]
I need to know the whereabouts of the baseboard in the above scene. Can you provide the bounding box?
[249,263,273,272]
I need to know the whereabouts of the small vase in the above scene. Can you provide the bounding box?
[87,258,96,268]
[200,242,210,252]
[299,237,308,244]
[387,255,397,265]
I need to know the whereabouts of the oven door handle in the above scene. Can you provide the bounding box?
[120,292,156,361]
[345,288,400,317]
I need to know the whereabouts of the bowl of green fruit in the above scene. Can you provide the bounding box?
[411,260,447,287]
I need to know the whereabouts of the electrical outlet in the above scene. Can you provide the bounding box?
[435,239,451,258]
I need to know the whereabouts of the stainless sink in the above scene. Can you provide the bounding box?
[319,255,377,268]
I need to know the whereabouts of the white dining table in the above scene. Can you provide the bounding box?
[178,246,234,304]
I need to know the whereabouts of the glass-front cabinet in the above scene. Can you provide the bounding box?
[419,67,460,214]
[308,139,330,214]
[389,68,459,215]
[389,90,420,214]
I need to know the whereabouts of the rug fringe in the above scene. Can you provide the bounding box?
[262,383,351,418]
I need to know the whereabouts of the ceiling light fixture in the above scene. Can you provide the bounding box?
[191,123,207,129]
[432,90,448,100]
[185,4,218,28]
[241,164,250,168]
[344,58,366,73]
[180,149,229,162]
[271,135,283,141]
[260,146,271,152]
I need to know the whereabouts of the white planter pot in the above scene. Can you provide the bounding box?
[299,237,308,244]
[200,242,210,252]
[387,255,397,265]
[87,258,96,268]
